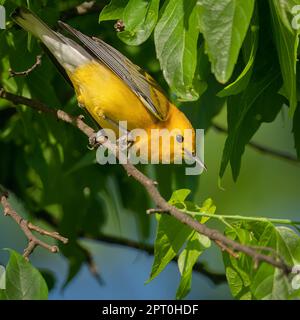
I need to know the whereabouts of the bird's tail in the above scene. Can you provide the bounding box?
[11,7,92,71]
[11,7,60,42]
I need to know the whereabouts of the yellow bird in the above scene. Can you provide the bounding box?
[11,7,205,168]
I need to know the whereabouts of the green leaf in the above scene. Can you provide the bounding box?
[147,189,193,282]
[269,0,300,116]
[147,193,215,296]
[4,250,48,300]
[198,198,216,224]
[251,226,300,299]
[217,6,259,97]
[0,290,7,300]
[223,222,300,300]
[117,0,160,45]
[147,214,192,283]
[198,0,255,83]
[99,0,159,45]
[169,189,191,205]
[175,197,214,299]
[40,270,56,292]
[0,265,5,290]
[154,0,204,101]
[147,191,217,288]
[183,73,226,131]
[226,267,245,297]
[275,227,300,266]
[176,232,211,299]
[219,67,284,180]
[99,0,128,22]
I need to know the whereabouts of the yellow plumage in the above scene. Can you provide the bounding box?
[11,7,204,167]
[69,61,156,132]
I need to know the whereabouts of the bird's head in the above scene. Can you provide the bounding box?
[153,104,206,169]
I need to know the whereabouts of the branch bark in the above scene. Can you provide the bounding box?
[60,1,105,21]
[0,187,68,260]
[0,87,293,274]
[9,54,43,78]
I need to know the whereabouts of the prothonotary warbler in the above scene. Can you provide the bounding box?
[11,7,205,169]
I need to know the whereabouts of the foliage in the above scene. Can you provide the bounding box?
[0,250,48,300]
[146,190,214,299]
[223,222,300,299]
[100,0,300,179]
[0,0,299,300]
[147,190,300,299]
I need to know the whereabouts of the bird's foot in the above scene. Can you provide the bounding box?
[88,129,108,149]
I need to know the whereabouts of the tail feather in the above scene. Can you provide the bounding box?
[11,7,92,71]
[11,7,60,42]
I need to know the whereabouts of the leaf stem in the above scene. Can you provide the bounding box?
[185,210,300,226]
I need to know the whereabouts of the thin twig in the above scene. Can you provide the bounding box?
[0,188,68,260]
[60,1,105,20]
[9,55,43,78]
[0,88,293,274]
[212,123,299,163]
[146,208,166,215]
[29,210,106,284]
[186,210,300,226]
[27,222,68,243]
[215,240,239,258]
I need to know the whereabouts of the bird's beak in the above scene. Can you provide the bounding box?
[184,149,207,171]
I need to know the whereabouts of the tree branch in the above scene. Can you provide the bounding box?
[212,123,299,163]
[0,187,68,260]
[9,54,43,78]
[0,88,293,274]
[60,1,106,21]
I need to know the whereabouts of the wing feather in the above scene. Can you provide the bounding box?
[58,21,169,121]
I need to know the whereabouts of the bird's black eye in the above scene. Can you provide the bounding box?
[176,135,184,143]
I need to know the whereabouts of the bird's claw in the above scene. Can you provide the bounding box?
[88,129,107,149]
[88,134,97,149]
[96,129,108,143]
